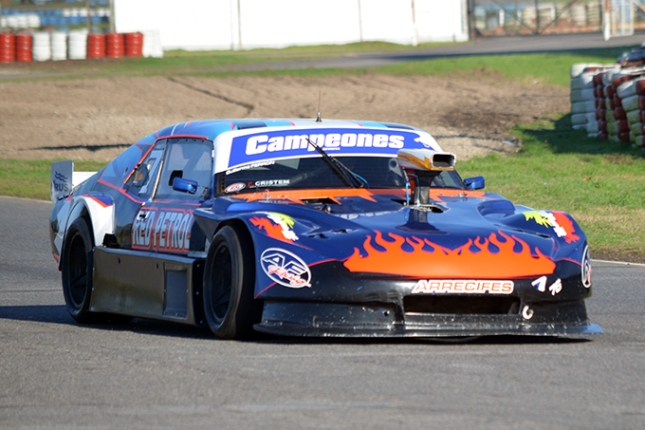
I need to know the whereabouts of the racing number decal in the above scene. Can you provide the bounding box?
[132,208,194,253]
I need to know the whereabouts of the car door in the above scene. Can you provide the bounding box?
[90,137,214,322]
[126,137,214,255]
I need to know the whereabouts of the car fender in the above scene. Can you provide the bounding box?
[58,194,116,265]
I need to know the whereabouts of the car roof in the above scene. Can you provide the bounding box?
[136,119,423,144]
[133,119,444,174]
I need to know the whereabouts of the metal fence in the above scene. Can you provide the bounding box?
[468,0,641,37]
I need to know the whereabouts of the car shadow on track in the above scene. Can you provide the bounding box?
[0,305,591,344]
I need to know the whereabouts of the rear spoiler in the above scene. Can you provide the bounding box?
[50,160,96,202]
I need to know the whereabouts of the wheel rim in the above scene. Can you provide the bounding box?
[210,244,232,322]
[67,233,87,308]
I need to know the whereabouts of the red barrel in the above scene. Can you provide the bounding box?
[106,33,125,58]
[87,34,106,58]
[0,33,15,63]
[125,32,143,57]
[15,33,33,63]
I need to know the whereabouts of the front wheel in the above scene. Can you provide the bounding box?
[203,225,262,339]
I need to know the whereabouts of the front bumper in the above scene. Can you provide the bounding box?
[254,300,603,338]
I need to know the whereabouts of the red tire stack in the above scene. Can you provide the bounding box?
[15,33,33,63]
[87,34,106,59]
[106,33,125,59]
[0,33,15,63]
[125,32,143,57]
[593,72,608,140]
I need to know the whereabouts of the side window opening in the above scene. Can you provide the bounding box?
[155,138,213,201]
[125,140,166,199]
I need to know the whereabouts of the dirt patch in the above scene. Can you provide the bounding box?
[0,72,569,162]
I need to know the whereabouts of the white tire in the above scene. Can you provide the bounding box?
[570,88,595,103]
[571,100,596,114]
[571,73,595,90]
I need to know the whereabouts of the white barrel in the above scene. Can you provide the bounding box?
[570,4,586,26]
[570,73,595,90]
[617,80,636,100]
[570,63,607,78]
[570,88,595,103]
[571,100,596,114]
[627,109,641,124]
[68,31,87,60]
[51,32,68,61]
[587,2,601,27]
[571,113,587,126]
[27,14,40,29]
[142,29,163,58]
[32,32,51,62]
[630,121,642,136]
[16,15,28,29]
[621,94,640,112]
[586,119,599,134]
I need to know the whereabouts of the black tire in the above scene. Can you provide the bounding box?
[61,217,132,325]
[203,225,262,339]
[61,217,97,323]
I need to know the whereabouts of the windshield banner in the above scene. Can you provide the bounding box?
[224,128,439,171]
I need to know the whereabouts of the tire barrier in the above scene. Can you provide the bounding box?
[15,33,32,62]
[570,64,609,135]
[571,53,645,149]
[0,31,161,62]
[0,33,15,64]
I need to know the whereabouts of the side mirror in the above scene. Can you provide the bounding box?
[463,176,485,190]
[172,177,198,194]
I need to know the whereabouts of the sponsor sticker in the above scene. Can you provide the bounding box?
[225,182,246,193]
[132,208,194,253]
[249,179,290,189]
[524,210,580,243]
[260,248,311,288]
[228,129,432,167]
[411,279,514,295]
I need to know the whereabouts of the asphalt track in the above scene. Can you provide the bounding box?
[1,195,644,429]
[237,31,645,71]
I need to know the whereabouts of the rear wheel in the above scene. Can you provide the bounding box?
[61,217,131,325]
[61,217,97,323]
[203,225,261,339]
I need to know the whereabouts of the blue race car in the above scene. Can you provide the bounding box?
[49,118,601,339]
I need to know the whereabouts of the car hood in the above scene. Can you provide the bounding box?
[199,189,586,279]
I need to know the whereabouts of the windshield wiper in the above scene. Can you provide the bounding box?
[305,138,368,188]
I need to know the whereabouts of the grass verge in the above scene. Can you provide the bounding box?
[459,114,645,263]
[0,159,105,200]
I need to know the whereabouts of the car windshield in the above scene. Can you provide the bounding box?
[222,155,463,194]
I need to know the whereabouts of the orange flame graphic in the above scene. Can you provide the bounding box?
[250,217,290,242]
[344,230,556,278]
[552,212,580,244]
